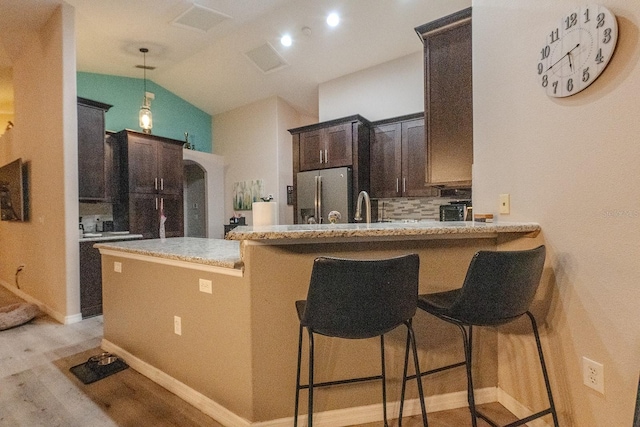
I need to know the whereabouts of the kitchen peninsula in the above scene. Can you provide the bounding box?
[96,221,542,426]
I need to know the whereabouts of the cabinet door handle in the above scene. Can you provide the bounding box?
[324,149,328,163]
[154,177,158,190]
[319,150,323,164]
[160,178,164,191]
[396,178,399,193]
[403,178,406,193]
[155,197,158,210]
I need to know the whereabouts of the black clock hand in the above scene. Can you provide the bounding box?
[568,52,573,71]
[547,52,568,72]
[547,43,581,72]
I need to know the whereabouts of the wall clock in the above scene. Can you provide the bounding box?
[538,4,618,97]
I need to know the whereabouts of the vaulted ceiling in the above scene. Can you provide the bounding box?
[0,0,471,118]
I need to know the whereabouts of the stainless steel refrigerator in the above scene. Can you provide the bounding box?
[297,167,352,224]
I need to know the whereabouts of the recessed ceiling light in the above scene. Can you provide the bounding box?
[327,12,340,27]
[280,34,292,47]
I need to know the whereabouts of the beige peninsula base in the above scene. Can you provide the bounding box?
[97,224,544,426]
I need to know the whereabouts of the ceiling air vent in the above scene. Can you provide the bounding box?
[244,43,289,74]
[171,4,231,33]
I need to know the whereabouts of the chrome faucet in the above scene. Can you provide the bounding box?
[354,190,371,223]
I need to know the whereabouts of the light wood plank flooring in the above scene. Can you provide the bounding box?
[0,285,519,426]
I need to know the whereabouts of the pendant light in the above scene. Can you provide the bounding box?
[139,47,153,133]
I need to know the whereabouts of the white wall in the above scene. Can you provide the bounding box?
[473,1,640,425]
[0,4,80,323]
[313,1,640,423]
[318,52,424,122]
[183,150,225,239]
[275,98,301,225]
[213,96,312,225]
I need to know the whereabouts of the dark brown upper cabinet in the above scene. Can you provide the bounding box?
[298,121,354,171]
[77,97,113,202]
[416,7,473,188]
[112,130,184,238]
[371,113,436,198]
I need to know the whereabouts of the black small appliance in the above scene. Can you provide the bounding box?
[439,200,471,221]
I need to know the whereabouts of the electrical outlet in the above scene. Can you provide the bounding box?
[583,357,604,394]
[199,278,212,294]
[114,262,122,273]
[174,316,182,335]
[499,193,510,214]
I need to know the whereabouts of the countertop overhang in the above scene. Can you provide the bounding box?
[80,232,144,242]
[93,222,540,273]
[225,221,541,244]
[94,237,243,273]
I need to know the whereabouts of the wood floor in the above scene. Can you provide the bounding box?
[0,285,519,426]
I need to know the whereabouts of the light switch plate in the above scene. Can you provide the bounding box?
[114,262,122,273]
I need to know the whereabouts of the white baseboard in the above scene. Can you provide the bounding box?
[287,386,497,427]
[101,339,253,427]
[497,388,553,427]
[0,279,81,324]
[101,338,500,427]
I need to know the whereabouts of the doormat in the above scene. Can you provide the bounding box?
[70,352,129,384]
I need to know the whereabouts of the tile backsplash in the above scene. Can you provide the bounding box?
[375,196,471,221]
[79,203,113,233]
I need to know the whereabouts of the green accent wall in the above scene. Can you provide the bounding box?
[77,72,212,153]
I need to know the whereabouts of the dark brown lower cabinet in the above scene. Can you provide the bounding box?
[79,241,102,318]
[79,238,141,318]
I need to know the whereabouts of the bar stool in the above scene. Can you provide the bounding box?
[402,245,559,427]
[294,254,428,427]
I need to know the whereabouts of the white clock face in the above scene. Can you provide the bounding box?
[538,4,618,97]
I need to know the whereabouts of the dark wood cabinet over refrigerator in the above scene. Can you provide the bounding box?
[77,97,113,202]
[416,7,473,188]
[113,130,184,239]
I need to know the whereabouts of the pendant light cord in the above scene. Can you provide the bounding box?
[140,47,149,104]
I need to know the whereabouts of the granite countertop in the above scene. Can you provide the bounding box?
[225,221,541,242]
[79,232,144,242]
[94,237,242,269]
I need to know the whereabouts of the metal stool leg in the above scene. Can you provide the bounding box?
[456,324,478,427]
[399,321,428,426]
[526,311,560,427]
[380,335,389,427]
[407,321,429,426]
[294,324,304,427]
[308,330,315,427]
[399,327,411,427]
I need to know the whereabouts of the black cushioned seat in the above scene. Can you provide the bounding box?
[403,245,559,427]
[294,254,428,427]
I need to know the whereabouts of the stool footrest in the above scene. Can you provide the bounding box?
[405,360,466,381]
[298,374,383,390]
[477,406,554,427]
